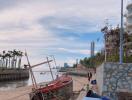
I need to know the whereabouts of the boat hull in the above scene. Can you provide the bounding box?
[29,75,73,100]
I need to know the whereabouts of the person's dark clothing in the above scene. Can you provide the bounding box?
[86,90,110,100]
[87,72,92,81]
[86,90,101,98]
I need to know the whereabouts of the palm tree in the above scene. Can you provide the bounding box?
[9,51,13,69]
[18,51,23,69]
[5,52,12,69]
[13,50,21,69]
[0,54,2,68]
[12,50,17,69]
[5,53,8,69]
[2,51,6,68]
[0,50,24,69]
[8,51,12,69]
[11,50,15,69]
[15,50,20,69]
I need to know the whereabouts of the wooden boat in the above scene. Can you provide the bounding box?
[29,75,73,100]
[24,52,73,100]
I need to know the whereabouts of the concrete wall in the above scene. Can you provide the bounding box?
[96,63,104,95]
[0,69,29,81]
[96,62,132,100]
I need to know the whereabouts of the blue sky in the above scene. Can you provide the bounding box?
[0,0,128,67]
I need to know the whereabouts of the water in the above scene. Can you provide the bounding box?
[0,69,60,91]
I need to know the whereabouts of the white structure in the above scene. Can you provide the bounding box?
[126,0,132,34]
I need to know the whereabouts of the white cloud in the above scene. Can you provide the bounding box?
[0,0,127,66]
[58,47,95,55]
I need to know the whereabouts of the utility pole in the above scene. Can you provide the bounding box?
[104,19,109,62]
[25,51,37,89]
[120,0,124,64]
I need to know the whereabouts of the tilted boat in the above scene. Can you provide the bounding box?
[29,75,73,100]
[25,52,73,100]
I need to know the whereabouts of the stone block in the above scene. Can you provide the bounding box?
[106,74,111,78]
[103,85,108,91]
[119,65,123,70]
[97,63,132,99]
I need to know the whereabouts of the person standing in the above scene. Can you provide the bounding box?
[87,72,90,81]
[90,72,92,81]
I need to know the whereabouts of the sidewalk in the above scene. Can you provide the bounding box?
[76,73,99,100]
[76,86,87,100]
[89,73,99,94]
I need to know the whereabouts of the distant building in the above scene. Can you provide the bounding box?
[64,63,69,68]
[91,41,95,57]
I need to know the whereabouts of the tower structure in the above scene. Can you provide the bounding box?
[101,26,120,61]
[91,41,95,57]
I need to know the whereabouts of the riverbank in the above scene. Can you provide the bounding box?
[0,75,88,100]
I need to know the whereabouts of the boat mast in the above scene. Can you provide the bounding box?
[50,55,59,75]
[25,51,54,88]
[52,55,57,68]
[27,60,52,69]
[46,57,54,80]
[52,56,59,76]
[25,51,37,89]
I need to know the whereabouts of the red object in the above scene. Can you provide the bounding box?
[39,75,72,93]
[30,75,73,100]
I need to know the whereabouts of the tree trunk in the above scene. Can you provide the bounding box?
[2,58,5,68]
[6,59,8,69]
[9,57,10,69]
[11,57,14,69]
[18,57,22,69]
[15,58,17,68]
[0,60,1,68]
